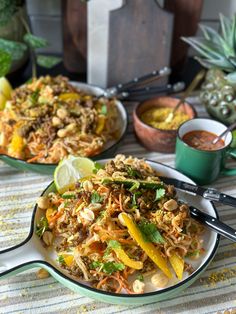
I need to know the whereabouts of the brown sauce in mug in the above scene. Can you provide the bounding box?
[182,130,225,151]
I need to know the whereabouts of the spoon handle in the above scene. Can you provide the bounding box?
[189,206,236,242]
[172,69,206,115]
[213,121,236,144]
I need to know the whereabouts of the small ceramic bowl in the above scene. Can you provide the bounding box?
[133,96,197,153]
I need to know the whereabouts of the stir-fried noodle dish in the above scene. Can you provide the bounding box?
[0,76,120,163]
[36,155,204,294]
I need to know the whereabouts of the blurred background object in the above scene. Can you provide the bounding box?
[4,0,236,89]
[0,0,29,73]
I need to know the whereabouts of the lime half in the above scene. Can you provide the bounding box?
[54,155,95,194]
[0,77,12,110]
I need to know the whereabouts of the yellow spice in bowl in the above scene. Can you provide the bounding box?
[140,107,189,130]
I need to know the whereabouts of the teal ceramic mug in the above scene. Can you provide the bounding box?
[175,118,236,185]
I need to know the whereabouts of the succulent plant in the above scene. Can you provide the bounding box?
[182,14,236,125]
[182,14,236,85]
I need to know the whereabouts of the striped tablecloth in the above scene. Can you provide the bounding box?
[0,97,236,314]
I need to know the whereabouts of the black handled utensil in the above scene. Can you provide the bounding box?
[190,206,236,242]
[159,176,236,208]
[99,67,171,98]
[118,82,185,100]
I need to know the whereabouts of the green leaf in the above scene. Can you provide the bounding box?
[181,37,224,60]
[136,274,144,282]
[219,13,232,42]
[199,24,222,45]
[28,89,39,105]
[107,240,121,250]
[91,191,103,203]
[231,130,236,148]
[0,1,17,27]
[100,103,107,115]
[90,260,125,274]
[90,261,102,269]
[102,262,125,274]
[0,39,27,61]
[228,56,236,68]
[154,188,165,201]
[186,250,200,257]
[104,240,121,257]
[225,72,236,84]
[0,50,11,77]
[138,220,165,244]
[36,217,49,238]
[194,56,234,72]
[36,55,61,68]
[92,161,103,174]
[24,33,48,49]
[57,255,66,265]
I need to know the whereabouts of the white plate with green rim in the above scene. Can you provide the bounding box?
[0,160,220,305]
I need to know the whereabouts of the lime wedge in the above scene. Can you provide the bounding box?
[54,155,95,194]
[0,77,12,110]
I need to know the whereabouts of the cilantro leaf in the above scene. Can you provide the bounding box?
[102,262,125,274]
[57,255,66,265]
[136,274,144,282]
[91,191,103,203]
[24,34,48,49]
[104,240,121,256]
[138,221,165,244]
[90,261,102,269]
[29,89,39,104]
[107,240,121,250]
[37,55,61,68]
[92,161,104,174]
[100,103,107,115]
[0,49,11,77]
[90,260,125,274]
[154,188,165,201]
[186,250,200,257]
[36,217,49,238]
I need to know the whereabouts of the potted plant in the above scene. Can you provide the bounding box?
[0,2,61,109]
[0,0,29,73]
[182,14,236,125]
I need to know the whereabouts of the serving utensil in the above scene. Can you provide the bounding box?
[159,176,236,207]
[119,82,185,100]
[165,69,206,123]
[99,67,171,98]
[190,206,236,242]
[212,121,236,145]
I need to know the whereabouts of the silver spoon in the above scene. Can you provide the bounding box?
[212,122,236,145]
[165,69,205,123]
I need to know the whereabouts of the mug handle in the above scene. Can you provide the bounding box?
[221,148,236,176]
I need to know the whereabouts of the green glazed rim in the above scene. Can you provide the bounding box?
[177,117,232,153]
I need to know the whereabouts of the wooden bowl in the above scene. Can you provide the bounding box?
[133,96,197,153]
